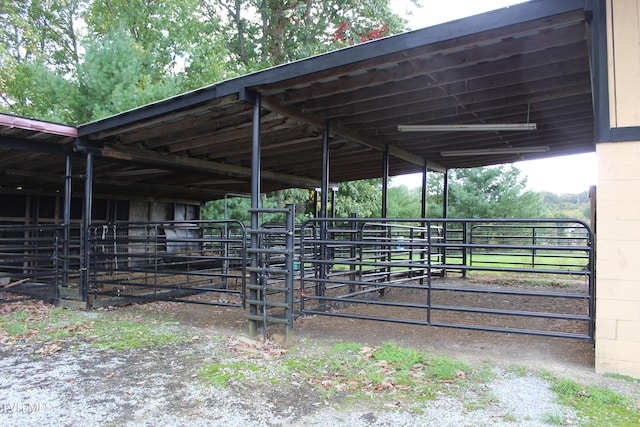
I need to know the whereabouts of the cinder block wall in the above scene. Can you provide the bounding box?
[596,141,640,376]
[595,0,640,377]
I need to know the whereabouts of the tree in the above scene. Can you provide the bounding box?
[1,0,412,123]
[82,0,232,116]
[446,165,543,218]
[334,179,382,218]
[0,0,86,122]
[74,29,183,123]
[212,0,411,69]
[539,191,590,221]
[202,194,252,223]
[387,185,423,218]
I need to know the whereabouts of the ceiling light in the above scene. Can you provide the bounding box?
[440,146,549,157]
[398,123,537,132]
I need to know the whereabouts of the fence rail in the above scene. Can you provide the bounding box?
[87,220,247,307]
[0,224,80,302]
[299,218,594,341]
[0,217,595,341]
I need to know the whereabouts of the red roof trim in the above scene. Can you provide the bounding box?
[0,113,77,138]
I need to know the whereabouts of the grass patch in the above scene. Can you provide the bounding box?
[199,361,261,387]
[501,412,519,423]
[0,303,91,344]
[90,317,186,351]
[550,377,640,426]
[0,301,188,354]
[506,364,529,377]
[604,372,640,384]
[283,341,474,403]
[2,321,29,336]
[463,391,498,411]
[541,410,566,425]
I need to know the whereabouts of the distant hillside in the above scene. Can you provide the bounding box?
[539,191,591,221]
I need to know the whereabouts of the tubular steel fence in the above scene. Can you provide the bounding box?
[87,220,247,307]
[0,217,595,342]
[298,218,594,341]
[0,224,80,302]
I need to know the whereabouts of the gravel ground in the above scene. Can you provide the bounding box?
[1,302,639,426]
[0,347,576,427]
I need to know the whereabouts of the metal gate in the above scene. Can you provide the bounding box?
[298,218,595,341]
[87,220,247,307]
[0,224,78,303]
[246,205,296,339]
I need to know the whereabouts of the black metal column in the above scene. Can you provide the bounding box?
[80,152,93,303]
[382,146,389,218]
[443,169,449,218]
[249,92,262,337]
[319,124,330,296]
[285,203,295,340]
[320,124,330,220]
[63,155,72,285]
[443,169,450,274]
[421,162,428,218]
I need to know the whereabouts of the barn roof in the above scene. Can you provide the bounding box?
[0,0,596,201]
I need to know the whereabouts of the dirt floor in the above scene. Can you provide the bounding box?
[160,273,595,374]
[162,294,595,376]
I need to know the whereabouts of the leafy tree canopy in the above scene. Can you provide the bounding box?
[446,165,543,218]
[0,0,414,124]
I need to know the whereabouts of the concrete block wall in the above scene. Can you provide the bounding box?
[595,141,640,376]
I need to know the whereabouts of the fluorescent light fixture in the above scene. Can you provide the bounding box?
[398,123,537,132]
[440,146,549,157]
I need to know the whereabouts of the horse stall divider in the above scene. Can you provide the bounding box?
[0,224,78,303]
[87,220,247,308]
[299,218,595,341]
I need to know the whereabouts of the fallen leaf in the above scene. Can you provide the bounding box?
[35,342,62,356]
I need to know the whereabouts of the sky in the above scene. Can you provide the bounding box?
[388,0,598,194]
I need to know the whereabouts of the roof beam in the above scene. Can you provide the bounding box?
[260,96,445,173]
[0,136,73,155]
[255,7,587,93]
[88,144,325,189]
[278,24,587,107]
[0,168,226,201]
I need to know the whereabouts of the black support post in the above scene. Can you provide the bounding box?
[63,155,72,286]
[443,169,450,274]
[319,124,330,296]
[382,146,389,218]
[80,152,93,303]
[249,92,261,337]
[421,162,428,218]
[443,169,449,218]
[320,125,329,220]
